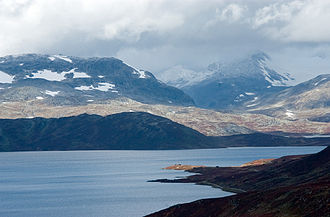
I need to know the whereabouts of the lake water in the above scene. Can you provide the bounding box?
[0,146,325,217]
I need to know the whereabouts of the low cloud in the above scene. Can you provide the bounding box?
[0,0,329,80]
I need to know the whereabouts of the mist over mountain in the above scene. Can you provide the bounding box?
[158,52,295,110]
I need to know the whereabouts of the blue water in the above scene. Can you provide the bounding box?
[0,146,325,217]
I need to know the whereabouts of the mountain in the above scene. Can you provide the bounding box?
[248,74,330,119]
[0,111,327,151]
[147,146,330,217]
[160,52,294,109]
[0,54,194,106]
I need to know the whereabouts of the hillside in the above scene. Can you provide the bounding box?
[0,112,213,151]
[0,54,194,106]
[248,74,330,119]
[0,112,328,152]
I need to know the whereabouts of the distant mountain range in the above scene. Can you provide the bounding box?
[158,52,295,109]
[0,54,194,106]
[0,53,328,144]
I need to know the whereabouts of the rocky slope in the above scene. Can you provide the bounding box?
[147,146,330,217]
[248,74,330,120]
[0,54,194,106]
[0,98,329,136]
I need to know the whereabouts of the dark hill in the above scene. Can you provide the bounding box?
[147,147,330,217]
[0,112,328,151]
[0,112,213,151]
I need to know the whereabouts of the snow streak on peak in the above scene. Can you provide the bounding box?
[257,57,294,87]
[0,71,15,83]
[123,61,149,79]
[52,55,73,63]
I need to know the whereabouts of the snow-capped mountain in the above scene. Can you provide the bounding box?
[157,65,214,88]
[179,52,295,109]
[0,54,194,106]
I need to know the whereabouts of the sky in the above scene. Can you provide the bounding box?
[1,0,330,82]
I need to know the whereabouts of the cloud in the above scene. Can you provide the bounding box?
[218,4,247,22]
[0,0,330,81]
[0,0,186,54]
[253,0,330,42]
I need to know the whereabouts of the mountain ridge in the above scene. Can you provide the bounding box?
[0,54,194,106]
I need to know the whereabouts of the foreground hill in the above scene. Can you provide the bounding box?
[148,146,330,217]
[0,112,328,151]
[0,54,194,106]
[0,112,212,151]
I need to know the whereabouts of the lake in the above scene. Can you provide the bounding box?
[0,146,325,217]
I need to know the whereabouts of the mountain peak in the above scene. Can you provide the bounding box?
[250,51,270,61]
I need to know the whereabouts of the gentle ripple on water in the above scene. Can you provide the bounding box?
[0,146,325,217]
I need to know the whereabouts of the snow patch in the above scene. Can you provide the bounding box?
[75,82,116,92]
[285,110,295,119]
[245,92,255,96]
[250,97,259,103]
[87,99,94,102]
[95,82,115,91]
[45,90,60,97]
[19,63,24,66]
[0,71,15,83]
[48,57,56,61]
[26,68,90,81]
[137,70,147,78]
[65,68,90,78]
[36,96,44,100]
[246,103,258,107]
[98,75,105,78]
[27,69,67,81]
